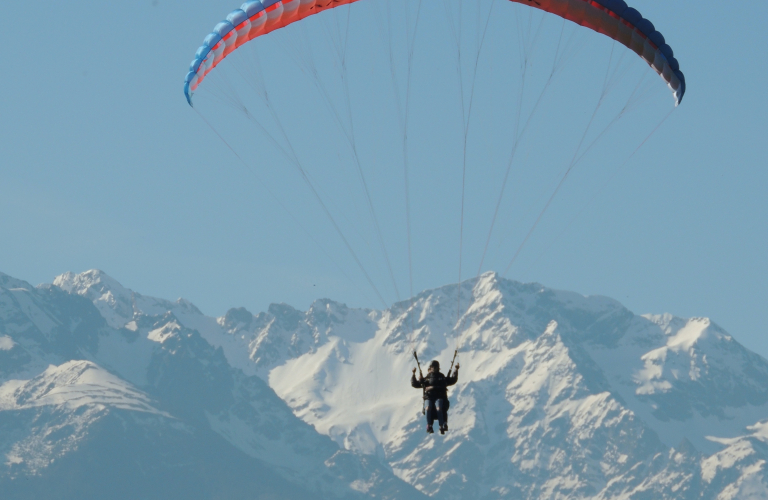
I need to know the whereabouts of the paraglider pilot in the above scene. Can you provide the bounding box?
[411,360,459,434]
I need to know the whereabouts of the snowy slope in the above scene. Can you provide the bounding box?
[0,360,167,415]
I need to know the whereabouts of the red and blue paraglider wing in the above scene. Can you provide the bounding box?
[184,0,685,106]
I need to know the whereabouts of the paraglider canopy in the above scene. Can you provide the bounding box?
[184,0,685,107]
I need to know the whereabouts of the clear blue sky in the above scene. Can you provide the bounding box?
[1,1,766,355]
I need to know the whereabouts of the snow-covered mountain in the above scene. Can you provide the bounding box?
[2,269,768,499]
[0,271,425,500]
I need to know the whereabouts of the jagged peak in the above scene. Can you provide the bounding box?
[391,273,625,328]
[310,297,345,308]
[475,270,500,286]
[267,302,304,331]
[54,269,125,295]
[308,298,349,319]
[220,306,255,330]
[267,302,299,315]
[51,270,204,330]
[306,300,352,330]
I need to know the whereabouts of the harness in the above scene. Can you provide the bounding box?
[414,350,459,415]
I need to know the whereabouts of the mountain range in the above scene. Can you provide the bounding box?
[1,269,767,499]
